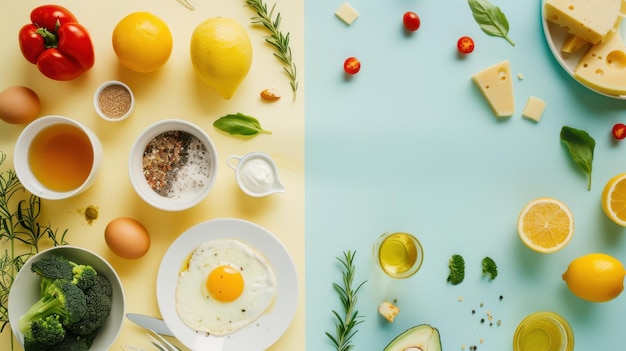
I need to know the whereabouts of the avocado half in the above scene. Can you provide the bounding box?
[383,324,442,351]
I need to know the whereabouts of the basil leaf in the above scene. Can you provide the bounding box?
[560,126,595,191]
[213,113,272,136]
[468,0,515,46]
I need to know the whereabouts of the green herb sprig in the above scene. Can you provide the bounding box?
[326,250,367,351]
[0,152,68,347]
[245,0,298,97]
[213,113,272,136]
[468,0,515,46]
[560,126,595,191]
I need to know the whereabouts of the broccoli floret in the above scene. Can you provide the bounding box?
[29,314,66,346]
[67,276,113,336]
[69,262,97,291]
[482,256,498,280]
[53,331,93,351]
[18,279,87,333]
[31,255,74,295]
[23,329,49,351]
[447,254,465,285]
[31,255,74,280]
[91,274,112,298]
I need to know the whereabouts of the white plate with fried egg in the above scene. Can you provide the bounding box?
[156,218,298,351]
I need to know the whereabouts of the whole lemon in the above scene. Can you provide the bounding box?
[562,253,626,302]
[112,12,173,73]
[190,17,252,99]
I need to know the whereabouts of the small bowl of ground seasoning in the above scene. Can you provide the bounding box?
[128,119,218,211]
[94,80,134,121]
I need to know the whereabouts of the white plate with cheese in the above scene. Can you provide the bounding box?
[541,0,626,99]
[156,218,298,351]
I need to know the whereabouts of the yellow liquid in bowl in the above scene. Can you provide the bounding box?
[377,232,423,278]
[28,124,94,192]
[513,311,574,351]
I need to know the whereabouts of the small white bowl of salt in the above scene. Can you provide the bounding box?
[227,152,285,197]
[129,119,218,211]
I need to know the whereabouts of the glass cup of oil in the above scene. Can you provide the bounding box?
[373,232,424,278]
[513,311,574,351]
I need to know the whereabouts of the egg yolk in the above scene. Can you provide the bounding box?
[206,265,244,302]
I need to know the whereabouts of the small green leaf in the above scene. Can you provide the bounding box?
[468,0,515,46]
[560,126,595,191]
[213,113,272,136]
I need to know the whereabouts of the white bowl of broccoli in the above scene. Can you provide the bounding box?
[8,246,125,350]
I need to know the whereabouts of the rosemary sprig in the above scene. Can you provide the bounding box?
[325,250,367,351]
[245,0,298,98]
[0,151,68,347]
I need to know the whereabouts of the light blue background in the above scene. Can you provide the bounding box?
[306,0,626,350]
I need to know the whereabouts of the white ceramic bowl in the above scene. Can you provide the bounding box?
[129,119,218,211]
[93,80,135,121]
[8,246,125,350]
[13,115,103,200]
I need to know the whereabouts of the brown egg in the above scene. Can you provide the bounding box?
[104,217,150,259]
[0,86,41,124]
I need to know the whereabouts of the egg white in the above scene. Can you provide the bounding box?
[175,239,277,335]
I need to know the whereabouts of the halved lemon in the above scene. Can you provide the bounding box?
[517,197,574,253]
[602,173,626,226]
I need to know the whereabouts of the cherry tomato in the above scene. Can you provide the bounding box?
[403,12,421,32]
[344,57,361,75]
[457,36,475,54]
[613,123,626,140]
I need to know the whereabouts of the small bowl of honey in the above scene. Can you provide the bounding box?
[13,115,103,200]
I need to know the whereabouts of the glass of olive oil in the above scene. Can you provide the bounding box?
[373,232,423,278]
[513,311,574,351]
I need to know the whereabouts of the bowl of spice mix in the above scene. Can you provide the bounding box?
[128,119,218,211]
[94,80,134,121]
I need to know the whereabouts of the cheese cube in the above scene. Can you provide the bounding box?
[472,60,515,117]
[574,29,626,95]
[335,3,359,25]
[378,300,400,323]
[522,96,547,122]
[543,0,624,44]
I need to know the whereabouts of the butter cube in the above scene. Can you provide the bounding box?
[335,3,359,25]
[522,96,547,122]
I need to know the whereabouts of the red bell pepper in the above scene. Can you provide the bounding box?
[18,5,95,81]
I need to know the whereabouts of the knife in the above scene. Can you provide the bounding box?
[126,313,174,337]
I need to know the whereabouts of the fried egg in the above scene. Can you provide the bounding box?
[175,239,277,335]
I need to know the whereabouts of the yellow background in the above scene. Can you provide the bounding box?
[0,0,305,350]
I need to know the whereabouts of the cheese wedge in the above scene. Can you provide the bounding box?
[472,60,515,117]
[544,0,624,44]
[574,29,626,95]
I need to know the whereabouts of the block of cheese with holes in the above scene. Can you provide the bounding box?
[472,60,514,117]
[543,0,625,44]
[574,29,626,95]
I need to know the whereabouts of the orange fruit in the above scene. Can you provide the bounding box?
[112,12,173,73]
[517,197,574,253]
[562,253,625,302]
[602,173,626,226]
